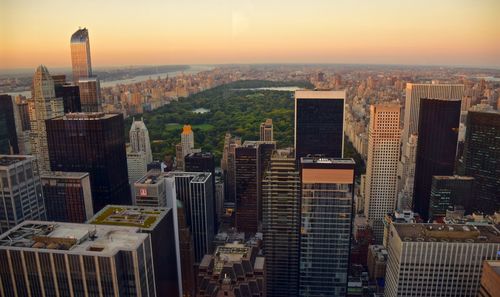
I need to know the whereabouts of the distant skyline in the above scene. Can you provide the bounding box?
[1,0,499,69]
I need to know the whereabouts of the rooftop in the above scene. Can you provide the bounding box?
[40,171,89,180]
[70,27,89,43]
[433,175,474,181]
[89,205,169,230]
[0,221,147,256]
[214,243,251,272]
[52,112,119,121]
[0,155,32,167]
[164,171,211,183]
[295,89,346,99]
[301,157,355,165]
[136,169,163,185]
[484,261,500,276]
[393,223,500,243]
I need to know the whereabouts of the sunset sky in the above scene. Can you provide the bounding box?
[1,0,499,69]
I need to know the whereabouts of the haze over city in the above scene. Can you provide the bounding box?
[1,0,500,69]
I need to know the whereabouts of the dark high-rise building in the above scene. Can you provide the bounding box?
[299,157,355,297]
[185,151,217,230]
[90,205,180,297]
[462,111,500,214]
[54,83,82,113]
[413,98,461,221]
[429,175,474,219]
[262,150,300,297]
[41,171,93,223]
[46,112,131,212]
[221,133,241,206]
[235,141,275,233]
[294,90,345,159]
[0,95,19,154]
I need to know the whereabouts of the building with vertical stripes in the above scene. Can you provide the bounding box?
[364,104,401,243]
[41,171,93,223]
[0,155,46,234]
[262,150,300,297]
[260,118,274,142]
[398,83,464,205]
[0,221,156,297]
[164,171,214,263]
[299,157,355,297]
[385,223,500,297]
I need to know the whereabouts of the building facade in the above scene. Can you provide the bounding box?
[181,125,195,158]
[0,221,155,297]
[0,95,19,154]
[478,261,500,297]
[295,90,345,159]
[462,110,500,214]
[127,150,148,185]
[364,104,401,243]
[385,223,500,297]
[78,77,102,112]
[70,27,93,83]
[129,118,153,163]
[413,98,461,221]
[0,155,46,233]
[429,175,474,219]
[29,65,64,173]
[260,118,274,142]
[46,113,131,212]
[90,205,180,297]
[299,157,355,297]
[262,150,300,297]
[398,83,464,206]
[164,171,214,263]
[41,171,93,223]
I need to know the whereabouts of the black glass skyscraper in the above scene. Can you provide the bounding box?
[462,111,500,214]
[294,90,345,159]
[46,113,131,212]
[0,95,19,154]
[413,98,461,221]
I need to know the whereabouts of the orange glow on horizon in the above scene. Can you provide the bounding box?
[1,0,499,69]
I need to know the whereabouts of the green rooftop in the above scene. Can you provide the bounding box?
[90,206,164,229]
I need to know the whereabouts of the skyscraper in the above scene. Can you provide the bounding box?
[0,221,156,297]
[385,223,500,297]
[397,134,417,209]
[262,150,300,297]
[364,104,401,243]
[398,83,464,206]
[70,27,93,83]
[221,133,241,204]
[462,110,500,214]
[294,90,345,159]
[0,155,46,233]
[299,157,355,297]
[413,98,461,221]
[127,150,148,184]
[130,117,153,163]
[260,118,274,141]
[12,95,31,155]
[164,171,214,263]
[90,205,180,297]
[234,141,276,233]
[0,95,19,154]
[46,113,131,212]
[181,124,194,157]
[428,175,474,219]
[41,171,93,223]
[70,28,101,112]
[29,65,64,173]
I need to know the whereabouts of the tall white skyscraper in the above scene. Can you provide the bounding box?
[397,83,464,205]
[364,104,401,243]
[130,118,153,163]
[29,65,64,173]
[181,124,194,157]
